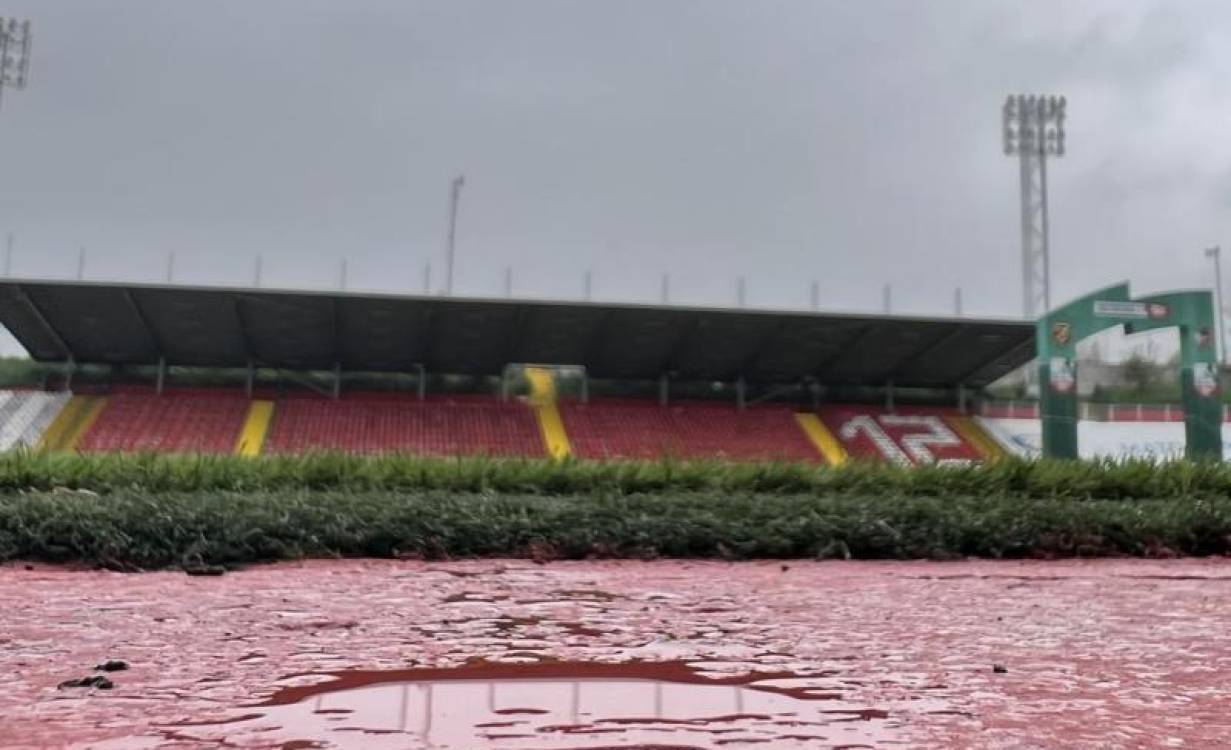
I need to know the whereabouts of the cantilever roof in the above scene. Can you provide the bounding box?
[0,279,1035,388]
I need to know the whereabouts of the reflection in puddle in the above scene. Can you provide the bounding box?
[171,660,905,748]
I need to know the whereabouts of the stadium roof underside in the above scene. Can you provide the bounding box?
[0,280,1035,388]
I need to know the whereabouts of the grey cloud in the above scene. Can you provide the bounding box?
[0,0,1229,358]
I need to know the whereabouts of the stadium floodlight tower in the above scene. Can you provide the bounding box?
[0,18,32,111]
[1003,94,1065,319]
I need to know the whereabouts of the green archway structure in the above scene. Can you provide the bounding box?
[1037,283,1221,460]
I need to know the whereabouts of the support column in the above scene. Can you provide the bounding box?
[658,374,669,406]
[156,356,167,396]
[416,364,426,401]
[736,376,746,410]
[245,359,255,398]
[885,381,895,412]
[332,362,342,400]
[580,369,590,404]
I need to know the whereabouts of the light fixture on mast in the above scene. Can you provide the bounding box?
[0,18,33,111]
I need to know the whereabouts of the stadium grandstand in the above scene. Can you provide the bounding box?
[0,278,1042,464]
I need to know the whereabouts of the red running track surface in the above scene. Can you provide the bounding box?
[7,558,1231,749]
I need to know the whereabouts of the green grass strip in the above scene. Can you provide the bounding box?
[2,489,1229,568]
[3,450,1231,500]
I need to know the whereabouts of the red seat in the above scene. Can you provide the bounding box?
[559,399,818,462]
[263,394,544,457]
[77,390,250,454]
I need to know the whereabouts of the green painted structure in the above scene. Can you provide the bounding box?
[1037,283,1221,460]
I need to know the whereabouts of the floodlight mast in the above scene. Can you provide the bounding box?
[1003,94,1065,319]
[444,175,464,296]
[0,19,33,111]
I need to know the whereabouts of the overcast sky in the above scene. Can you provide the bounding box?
[1,1,1229,358]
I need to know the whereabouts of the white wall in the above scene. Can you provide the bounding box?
[977,417,1231,461]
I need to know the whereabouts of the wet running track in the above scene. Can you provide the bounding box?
[2,558,1229,749]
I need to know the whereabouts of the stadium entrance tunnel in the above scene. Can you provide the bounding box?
[1037,283,1220,460]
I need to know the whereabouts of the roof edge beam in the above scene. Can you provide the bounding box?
[882,325,969,383]
[330,297,342,369]
[581,309,614,372]
[503,307,531,366]
[659,314,705,374]
[956,335,1035,385]
[231,295,256,363]
[811,324,876,379]
[12,284,73,361]
[733,321,785,382]
[121,289,165,360]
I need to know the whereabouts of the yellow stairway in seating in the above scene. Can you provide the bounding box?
[795,413,848,466]
[944,415,1006,462]
[38,395,108,453]
[234,400,275,457]
[526,367,572,460]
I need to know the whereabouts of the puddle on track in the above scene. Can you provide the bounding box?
[165,659,905,749]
